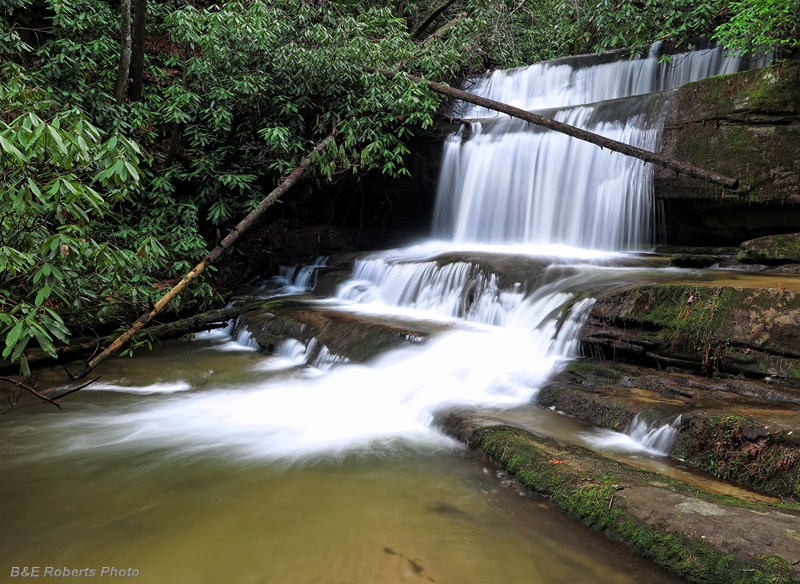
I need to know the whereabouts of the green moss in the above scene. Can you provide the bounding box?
[738,233,800,264]
[470,425,796,584]
[538,385,635,430]
[564,360,623,383]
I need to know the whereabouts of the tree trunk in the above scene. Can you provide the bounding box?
[129,0,147,101]
[420,13,465,46]
[113,0,133,104]
[65,134,335,385]
[366,67,739,190]
[411,0,458,39]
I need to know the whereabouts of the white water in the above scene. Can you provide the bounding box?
[263,255,328,295]
[459,42,768,117]
[584,415,682,456]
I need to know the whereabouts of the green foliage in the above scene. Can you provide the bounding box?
[561,0,726,55]
[0,67,153,372]
[560,0,799,58]
[714,0,800,57]
[1,0,798,374]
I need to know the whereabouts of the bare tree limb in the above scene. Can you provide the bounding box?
[50,377,101,403]
[365,67,739,190]
[420,13,466,46]
[411,0,458,39]
[0,377,63,409]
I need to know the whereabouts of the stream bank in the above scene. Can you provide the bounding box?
[437,412,800,583]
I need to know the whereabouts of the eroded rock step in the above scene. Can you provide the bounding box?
[233,297,451,363]
[437,411,800,583]
[582,284,800,386]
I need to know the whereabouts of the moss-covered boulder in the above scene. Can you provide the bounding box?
[538,358,800,499]
[655,61,800,245]
[738,232,800,264]
[670,253,721,268]
[580,284,800,383]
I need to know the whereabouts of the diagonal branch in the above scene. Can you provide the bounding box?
[67,133,336,383]
[411,0,458,39]
[0,377,64,409]
[366,67,739,189]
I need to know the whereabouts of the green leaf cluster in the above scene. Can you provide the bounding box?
[0,70,156,373]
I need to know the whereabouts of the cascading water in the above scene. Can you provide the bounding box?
[25,45,765,462]
[435,43,767,250]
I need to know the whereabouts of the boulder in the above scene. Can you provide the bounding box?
[738,232,800,264]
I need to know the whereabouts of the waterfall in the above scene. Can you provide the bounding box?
[48,46,768,463]
[459,43,768,117]
[626,414,682,455]
[435,44,768,251]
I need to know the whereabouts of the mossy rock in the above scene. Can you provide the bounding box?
[670,254,721,268]
[738,233,800,265]
[672,413,800,501]
[437,413,800,583]
[654,61,800,246]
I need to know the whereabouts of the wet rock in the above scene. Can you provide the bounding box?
[669,254,720,268]
[312,251,372,297]
[538,358,800,500]
[436,412,800,583]
[738,232,800,265]
[235,298,449,362]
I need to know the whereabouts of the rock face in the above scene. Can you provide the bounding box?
[738,232,800,264]
[655,61,800,245]
[580,284,800,383]
[234,298,449,362]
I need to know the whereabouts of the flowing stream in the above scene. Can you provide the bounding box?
[1,45,770,583]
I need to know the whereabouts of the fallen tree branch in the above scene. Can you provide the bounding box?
[50,376,101,403]
[365,67,739,189]
[61,133,335,386]
[3,302,264,374]
[0,376,67,409]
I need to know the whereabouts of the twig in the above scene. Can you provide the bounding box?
[608,494,615,510]
[0,377,62,409]
[50,376,100,402]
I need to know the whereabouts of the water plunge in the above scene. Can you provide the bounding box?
[435,44,766,250]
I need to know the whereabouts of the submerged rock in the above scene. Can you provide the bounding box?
[669,253,721,268]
